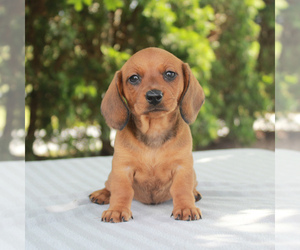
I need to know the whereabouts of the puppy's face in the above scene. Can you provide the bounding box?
[101,47,205,130]
[121,48,184,118]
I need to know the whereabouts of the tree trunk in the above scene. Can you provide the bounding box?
[100,120,114,156]
[25,89,38,161]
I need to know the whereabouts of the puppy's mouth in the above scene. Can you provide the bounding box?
[142,107,168,115]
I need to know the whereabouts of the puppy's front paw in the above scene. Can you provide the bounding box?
[102,207,133,223]
[171,206,202,221]
[89,188,110,205]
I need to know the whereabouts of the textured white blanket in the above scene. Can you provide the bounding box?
[23,149,278,249]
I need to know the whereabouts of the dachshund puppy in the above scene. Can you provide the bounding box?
[90,47,205,222]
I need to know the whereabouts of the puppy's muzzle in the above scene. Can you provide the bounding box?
[146,89,163,106]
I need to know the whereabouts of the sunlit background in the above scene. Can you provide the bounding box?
[0,0,298,161]
[0,0,25,161]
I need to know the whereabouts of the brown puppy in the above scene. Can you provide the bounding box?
[89,47,205,222]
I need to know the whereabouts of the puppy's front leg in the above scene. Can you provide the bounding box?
[170,166,202,221]
[102,169,134,223]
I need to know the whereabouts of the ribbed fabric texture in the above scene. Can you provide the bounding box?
[24,149,276,249]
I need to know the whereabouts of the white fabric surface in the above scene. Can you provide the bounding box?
[275,149,300,249]
[0,161,25,250]
[24,149,277,249]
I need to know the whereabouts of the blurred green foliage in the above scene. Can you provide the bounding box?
[24,0,275,160]
[0,1,25,161]
[276,0,300,114]
[198,0,274,146]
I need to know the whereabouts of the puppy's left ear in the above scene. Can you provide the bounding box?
[180,63,205,124]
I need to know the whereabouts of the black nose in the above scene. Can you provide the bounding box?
[145,89,163,106]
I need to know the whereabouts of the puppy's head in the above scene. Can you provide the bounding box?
[101,48,205,130]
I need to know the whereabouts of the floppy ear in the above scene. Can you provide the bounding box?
[101,71,130,130]
[180,63,205,124]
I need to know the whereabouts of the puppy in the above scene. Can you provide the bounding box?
[89,47,205,222]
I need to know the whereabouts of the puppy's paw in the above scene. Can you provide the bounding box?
[193,190,202,202]
[171,206,202,221]
[101,207,133,223]
[89,188,110,205]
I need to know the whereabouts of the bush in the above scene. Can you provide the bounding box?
[25,0,274,160]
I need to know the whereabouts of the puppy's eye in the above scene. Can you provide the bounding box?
[163,71,177,82]
[128,74,141,85]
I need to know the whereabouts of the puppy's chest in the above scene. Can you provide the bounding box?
[131,154,175,204]
[134,163,172,186]
[132,148,177,183]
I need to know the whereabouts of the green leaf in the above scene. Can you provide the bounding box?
[67,0,92,11]
[83,0,93,5]
[74,1,83,11]
[103,0,123,11]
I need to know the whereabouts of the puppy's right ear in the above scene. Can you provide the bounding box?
[101,71,129,130]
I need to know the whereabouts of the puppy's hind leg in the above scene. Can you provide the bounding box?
[193,189,202,202]
[193,171,202,202]
[89,188,110,205]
